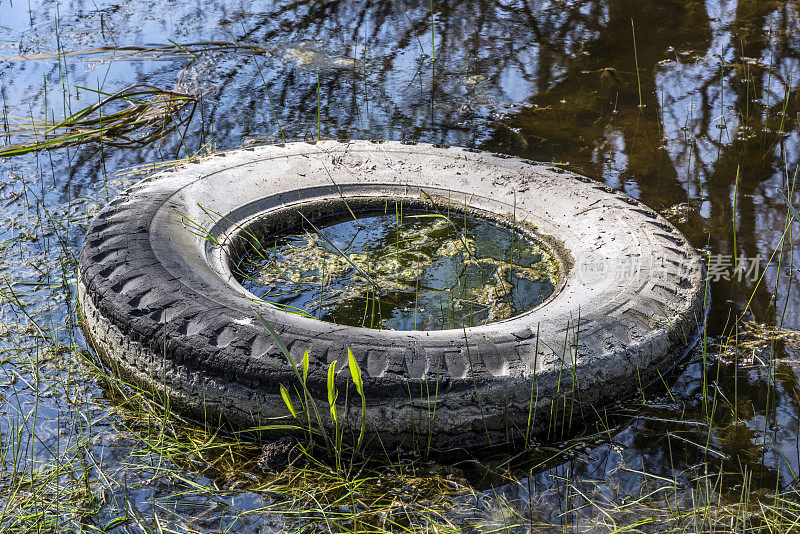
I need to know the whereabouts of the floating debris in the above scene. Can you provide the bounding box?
[8,39,363,71]
[660,202,691,224]
[716,321,800,366]
[462,74,487,85]
[7,41,276,61]
[282,42,361,70]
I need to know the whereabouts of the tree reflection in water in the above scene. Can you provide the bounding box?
[1,0,800,529]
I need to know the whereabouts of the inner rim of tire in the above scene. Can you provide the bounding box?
[225,197,564,331]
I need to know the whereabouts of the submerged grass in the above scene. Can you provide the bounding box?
[236,201,558,331]
[2,330,491,532]
[0,84,201,157]
[10,321,800,533]
[7,41,278,62]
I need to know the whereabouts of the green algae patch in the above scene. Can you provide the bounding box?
[235,209,559,330]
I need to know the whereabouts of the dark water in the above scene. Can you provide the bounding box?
[0,0,799,531]
[236,210,558,330]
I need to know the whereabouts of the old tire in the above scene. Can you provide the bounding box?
[78,140,706,449]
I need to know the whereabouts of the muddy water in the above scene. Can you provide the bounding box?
[0,0,799,531]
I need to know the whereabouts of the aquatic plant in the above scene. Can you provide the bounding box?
[0,84,201,157]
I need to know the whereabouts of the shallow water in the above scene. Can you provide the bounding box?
[236,210,558,330]
[0,0,799,531]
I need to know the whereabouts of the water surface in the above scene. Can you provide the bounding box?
[236,210,558,330]
[0,0,799,531]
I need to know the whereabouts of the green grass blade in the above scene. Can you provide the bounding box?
[347,348,363,397]
[280,384,298,419]
[327,359,338,424]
